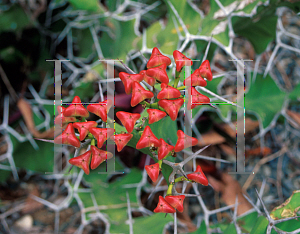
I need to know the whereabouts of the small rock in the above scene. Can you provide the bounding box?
[15,215,33,230]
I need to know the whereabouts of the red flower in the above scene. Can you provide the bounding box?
[165,195,186,213]
[173,50,193,72]
[198,60,213,81]
[90,145,113,170]
[147,47,171,68]
[119,72,143,95]
[89,127,114,148]
[154,196,176,213]
[147,109,166,124]
[158,99,184,121]
[157,83,181,99]
[145,163,160,183]
[187,165,208,186]
[69,150,91,175]
[136,126,161,149]
[87,99,113,122]
[187,87,210,110]
[54,123,80,148]
[116,111,141,133]
[174,130,198,152]
[131,82,154,107]
[63,96,89,118]
[73,121,97,141]
[139,70,156,86]
[111,133,133,152]
[54,106,76,126]
[183,69,207,87]
[157,138,174,160]
[146,64,169,84]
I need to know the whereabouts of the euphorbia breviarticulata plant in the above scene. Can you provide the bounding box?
[53,47,213,214]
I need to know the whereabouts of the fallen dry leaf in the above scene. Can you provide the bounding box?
[17,98,54,139]
[208,173,252,216]
[245,147,271,158]
[287,110,300,129]
[198,130,226,146]
[22,184,43,214]
[218,118,259,138]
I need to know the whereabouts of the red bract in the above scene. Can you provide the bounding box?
[89,127,114,148]
[187,87,210,110]
[116,111,141,133]
[157,83,181,99]
[90,145,113,170]
[183,69,207,87]
[154,196,176,213]
[173,50,193,72]
[54,123,80,147]
[136,126,161,149]
[63,96,89,118]
[147,109,166,124]
[147,47,171,69]
[69,150,91,175]
[158,99,184,121]
[145,163,160,183]
[139,70,156,86]
[174,130,198,152]
[54,106,76,126]
[157,138,174,160]
[111,133,133,152]
[73,121,97,141]
[187,165,208,186]
[165,195,186,213]
[87,99,113,122]
[146,64,169,84]
[119,72,143,95]
[198,60,213,81]
[131,82,154,107]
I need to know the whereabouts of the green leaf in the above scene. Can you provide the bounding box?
[132,213,173,233]
[145,115,178,145]
[73,28,95,59]
[232,15,277,54]
[245,74,286,129]
[100,18,138,62]
[67,0,105,12]
[0,5,31,33]
[237,211,259,233]
[270,190,300,220]
[72,81,95,100]
[249,215,268,234]
[9,133,54,173]
[275,219,300,232]
[288,82,300,101]
[223,223,237,234]
[190,220,207,234]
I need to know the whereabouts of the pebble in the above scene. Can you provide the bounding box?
[15,215,33,230]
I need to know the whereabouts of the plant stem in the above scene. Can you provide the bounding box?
[166,183,174,196]
[158,160,163,170]
[173,70,181,88]
[174,176,191,183]
[177,86,186,90]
